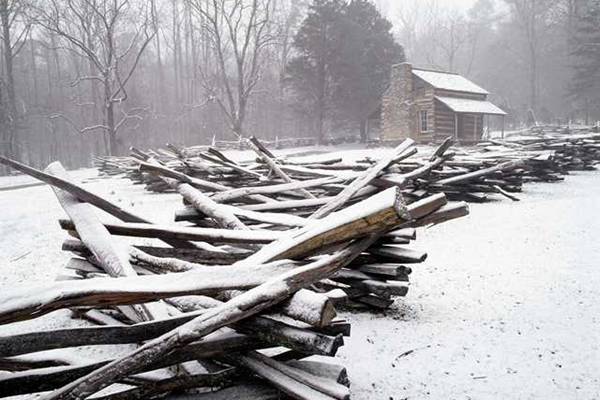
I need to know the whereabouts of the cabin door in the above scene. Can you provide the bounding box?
[456,114,465,139]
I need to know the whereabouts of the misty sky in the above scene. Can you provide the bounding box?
[375,0,479,17]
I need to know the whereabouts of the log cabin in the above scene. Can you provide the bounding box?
[382,62,506,143]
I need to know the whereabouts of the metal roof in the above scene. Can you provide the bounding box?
[413,69,489,94]
[435,96,507,115]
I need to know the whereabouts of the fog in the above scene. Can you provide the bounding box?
[0,0,598,168]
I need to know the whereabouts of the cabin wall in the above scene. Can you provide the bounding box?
[435,101,485,142]
[434,89,487,101]
[414,79,436,141]
[435,100,456,138]
[458,114,484,142]
[432,90,487,141]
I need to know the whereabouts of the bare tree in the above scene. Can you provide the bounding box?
[435,11,469,71]
[32,0,155,155]
[190,0,276,138]
[505,0,554,112]
[0,0,30,159]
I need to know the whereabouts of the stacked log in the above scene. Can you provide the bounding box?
[91,133,594,203]
[0,149,468,399]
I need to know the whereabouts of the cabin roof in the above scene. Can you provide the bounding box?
[435,96,507,115]
[413,68,489,95]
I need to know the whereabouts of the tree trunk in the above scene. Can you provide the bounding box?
[359,119,368,143]
[0,0,17,159]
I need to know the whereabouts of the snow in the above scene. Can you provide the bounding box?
[413,68,489,95]
[337,170,600,399]
[436,96,507,115]
[1,150,600,399]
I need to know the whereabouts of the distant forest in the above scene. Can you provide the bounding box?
[0,0,599,168]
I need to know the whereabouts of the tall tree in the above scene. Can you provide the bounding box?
[0,0,30,159]
[504,0,554,113]
[286,0,346,144]
[33,0,156,155]
[190,0,276,139]
[334,0,404,142]
[570,0,600,123]
[287,0,403,143]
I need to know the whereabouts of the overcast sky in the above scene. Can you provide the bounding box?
[375,0,480,17]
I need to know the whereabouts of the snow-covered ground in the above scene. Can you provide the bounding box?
[1,152,599,399]
[339,171,600,399]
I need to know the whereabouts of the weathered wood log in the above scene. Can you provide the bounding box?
[241,196,337,212]
[247,136,316,199]
[0,357,69,371]
[176,204,308,227]
[62,239,248,265]
[58,219,281,244]
[211,176,344,203]
[198,151,265,179]
[359,280,409,298]
[411,201,470,227]
[405,192,448,219]
[0,310,341,362]
[310,139,415,219]
[91,369,236,400]
[286,360,349,386]
[434,159,525,185]
[0,157,195,248]
[354,294,394,309]
[0,333,259,397]
[137,159,274,204]
[240,187,410,265]
[64,257,336,329]
[220,289,337,328]
[234,351,349,400]
[144,158,251,231]
[0,260,300,324]
[356,263,412,278]
[384,227,416,240]
[368,245,428,263]
[46,162,167,322]
[173,181,249,230]
[194,381,279,399]
[39,239,371,399]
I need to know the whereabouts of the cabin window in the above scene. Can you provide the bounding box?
[419,110,428,132]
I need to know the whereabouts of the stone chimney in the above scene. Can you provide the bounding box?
[382,62,416,141]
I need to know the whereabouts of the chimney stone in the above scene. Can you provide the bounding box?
[382,62,416,141]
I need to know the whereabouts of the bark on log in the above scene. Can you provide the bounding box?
[434,160,525,185]
[234,351,349,400]
[39,239,371,399]
[411,202,470,227]
[310,139,414,219]
[137,160,274,204]
[176,204,308,227]
[247,136,315,199]
[0,333,259,397]
[0,260,300,324]
[368,246,428,263]
[58,219,281,244]
[211,176,344,203]
[240,187,410,265]
[91,369,236,400]
[62,239,248,265]
[46,163,168,322]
